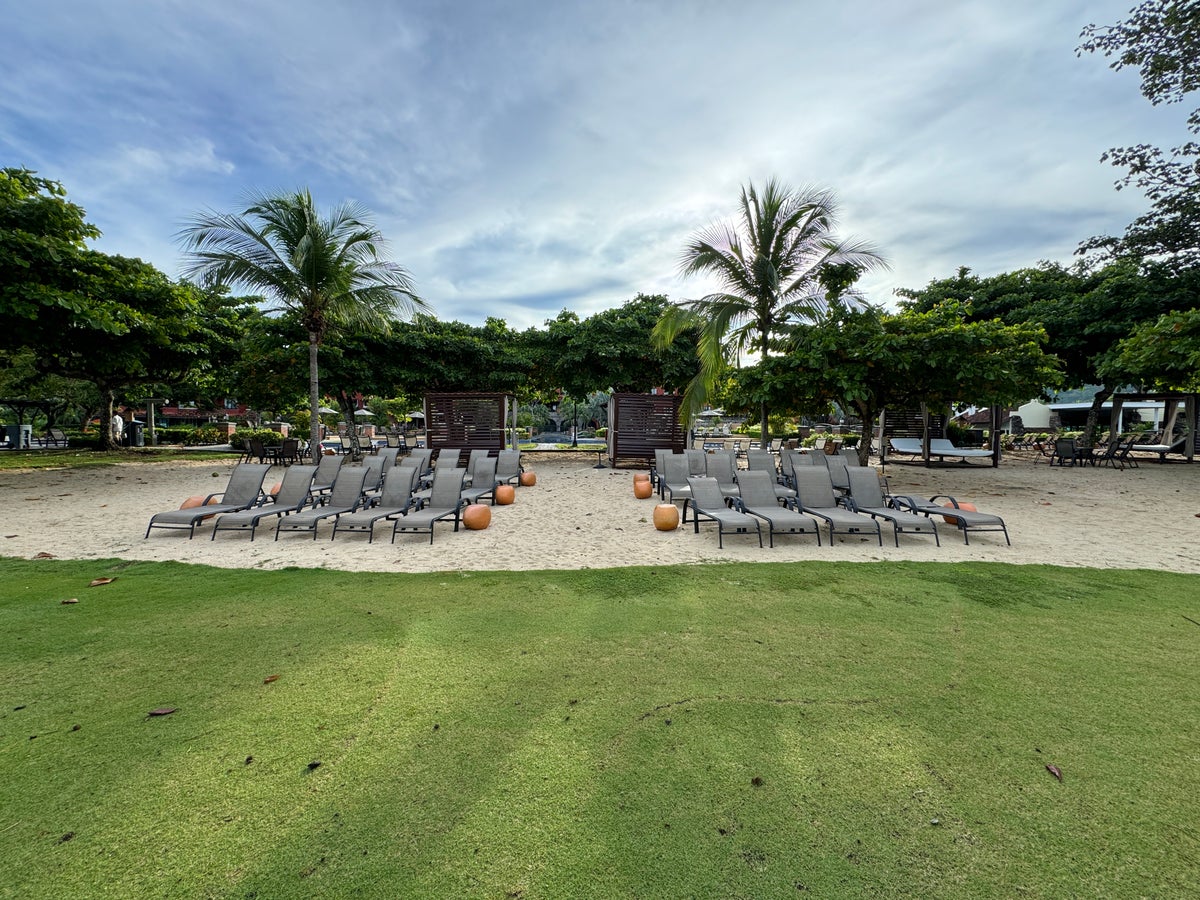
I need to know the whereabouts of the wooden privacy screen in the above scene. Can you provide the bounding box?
[424,394,508,464]
[608,393,685,463]
[883,409,947,440]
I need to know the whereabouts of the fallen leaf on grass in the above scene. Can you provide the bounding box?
[88,577,116,587]
[33,552,57,559]
[1046,764,1063,782]
[147,707,176,717]
[263,674,280,684]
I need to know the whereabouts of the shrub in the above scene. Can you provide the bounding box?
[229,429,284,450]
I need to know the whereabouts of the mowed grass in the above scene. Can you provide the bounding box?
[1,557,1197,899]
[0,448,234,471]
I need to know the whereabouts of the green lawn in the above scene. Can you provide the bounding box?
[2,558,1196,898]
[0,448,235,471]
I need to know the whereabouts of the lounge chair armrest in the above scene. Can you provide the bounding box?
[929,494,960,507]
[891,495,919,512]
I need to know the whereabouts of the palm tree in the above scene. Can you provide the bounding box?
[178,189,427,453]
[654,179,887,442]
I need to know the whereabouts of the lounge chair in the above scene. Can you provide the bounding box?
[357,455,388,502]
[890,437,993,462]
[497,450,523,485]
[332,464,422,542]
[421,447,461,487]
[462,449,490,485]
[144,463,271,538]
[210,465,316,541]
[309,453,345,499]
[891,494,1010,546]
[658,453,693,521]
[843,467,939,547]
[650,449,670,491]
[825,453,851,493]
[36,427,70,448]
[407,448,434,479]
[685,449,707,476]
[460,456,499,505]
[704,450,741,500]
[274,466,369,540]
[686,476,762,548]
[393,468,466,544]
[791,467,882,546]
[734,470,821,547]
[745,449,795,500]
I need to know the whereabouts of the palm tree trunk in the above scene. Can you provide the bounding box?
[308,333,321,457]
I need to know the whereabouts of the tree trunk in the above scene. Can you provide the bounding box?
[308,333,321,458]
[854,400,875,466]
[1084,385,1113,448]
[339,392,362,460]
[102,390,119,451]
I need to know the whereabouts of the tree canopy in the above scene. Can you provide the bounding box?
[1078,1,1200,264]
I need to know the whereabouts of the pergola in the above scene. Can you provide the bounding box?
[1111,392,1196,462]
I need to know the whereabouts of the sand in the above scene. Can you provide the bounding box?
[3,452,1199,574]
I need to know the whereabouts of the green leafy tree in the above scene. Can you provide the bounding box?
[737,302,1061,464]
[179,189,428,451]
[898,259,1200,440]
[1104,307,1200,390]
[1078,1,1200,263]
[653,179,886,441]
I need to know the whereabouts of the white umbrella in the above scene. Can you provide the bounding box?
[318,406,338,415]
[407,410,425,420]
[354,407,374,417]
[696,408,723,418]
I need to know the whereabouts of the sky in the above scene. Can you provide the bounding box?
[3,0,1192,331]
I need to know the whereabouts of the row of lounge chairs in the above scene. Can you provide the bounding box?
[651,449,1009,548]
[145,449,524,544]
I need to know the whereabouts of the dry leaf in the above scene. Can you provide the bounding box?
[1045,764,1063,782]
[148,707,176,717]
[33,552,57,559]
[5,535,17,539]
[263,674,280,684]
[61,598,79,605]
[88,577,115,587]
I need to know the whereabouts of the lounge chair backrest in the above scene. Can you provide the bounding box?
[378,463,420,508]
[779,448,796,480]
[768,438,783,452]
[339,435,354,450]
[225,464,273,506]
[705,451,737,485]
[845,467,886,508]
[685,449,707,475]
[377,447,401,469]
[468,456,498,490]
[792,467,838,509]
[328,466,370,508]
[736,470,779,509]
[274,465,317,510]
[825,454,849,489]
[808,449,829,469]
[662,453,690,486]
[467,449,490,472]
[654,449,670,476]
[497,450,522,479]
[313,453,344,484]
[687,476,728,511]
[435,448,461,470]
[408,448,434,474]
[745,450,776,476]
[840,449,861,465]
[428,468,467,509]
[360,455,386,492]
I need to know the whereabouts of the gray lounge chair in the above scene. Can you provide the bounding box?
[745,449,795,500]
[891,494,1011,546]
[406,448,434,479]
[393,468,466,544]
[791,467,882,546]
[825,453,851,492]
[421,447,461,487]
[844,467,939,547]
[309,453,345,499]
[497,450,523,485]
[659,453,693,521]
[462,449,490,485]
[332,463,422,542]
[144,463,271,538]
[460,456,498,505]
[210,465,316,541]
[686,476,762,548]
[705,450,741,500]
[735,470,821,547]
[685,449,707,476]
[274,466,369,540]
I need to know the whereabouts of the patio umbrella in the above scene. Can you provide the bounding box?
[354,407,374,417]
[317,406,338,415]
[696,408,723,418]
[407,410,426,420]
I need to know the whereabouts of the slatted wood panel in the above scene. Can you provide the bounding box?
[424,393,508,466]
[883,409,946,439]
[609,393,685,463]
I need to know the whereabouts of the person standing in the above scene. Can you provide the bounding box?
[110,408,124,444]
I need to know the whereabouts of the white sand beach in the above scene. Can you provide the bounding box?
[3,452,1199,574]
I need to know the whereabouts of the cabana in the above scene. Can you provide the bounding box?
[878,405,1000,467]
[423,392,511,468]
[1111,392,1196,462]
[607,393,685,466]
